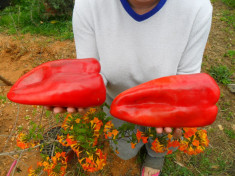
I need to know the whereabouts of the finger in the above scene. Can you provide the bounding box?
[53,107,66,114]
[147,171,150,176]
[45,106,53,111]
[67,107,77,113]
[78,108,86,114]
[164,127,172,134]
[173,128,182,139]
[84,108,90,112]
[84,108,90,113]
[150,169,160,176]
[156,128,163,134]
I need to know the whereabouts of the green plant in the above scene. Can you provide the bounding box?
[0,95,7,104]
[224,128,235,139]
[44,0,74,16]
[188,149,229,175]
[222,0,235,8]
[227,111,234,120]
[0,0,73,40]
[224,50,235,58]
[15,105,210,175]
[220,10,235,28]
[208,65,233,85]
[224,50,235,65]
[162,153,194,176]
[0,0,11,10]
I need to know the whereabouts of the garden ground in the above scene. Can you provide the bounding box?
[0,0,234,175]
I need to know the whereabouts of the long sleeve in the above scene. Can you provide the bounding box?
[72,0,108,85]
[177,3,213,74]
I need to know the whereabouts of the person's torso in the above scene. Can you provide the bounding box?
[85,0,210,98]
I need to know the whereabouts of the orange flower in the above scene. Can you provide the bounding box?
[167,150,173,155]
[17,141,29,149]
[37,161,42,167]
[197,129,209,146]
[178,140,188,152]
[131,142,136,149]
[93,137,98,147]
[87,108,96,115]
[66,134,77,145]
[96,158,106,171]
[141,136,148,144]
[195,146,204,154]
[32,105,37,109]
[75,118,80,124]
[17,133,28,149]
[79,150,106,173]
[111,129,119,139]
[28,166,36,176]
[192,139,200,147]
[72,146,82,158]
[168,140,180,148]
[62,114,72,130]
[57,135,69,147]
[186,146,196,155]
[136,129,143,143]
[107,132,113,138]
[16,133,38,149]
[92,117,103,134]
[93,117,100,124]
[183,128,197,138]
[151,138,166,153]
[40,152,67,176]
[55,152,62,158]
[81,114,89,122]
[167,134,173,140]
[104,121,114,132]
[96,149,107,160]
[104,133,108,139]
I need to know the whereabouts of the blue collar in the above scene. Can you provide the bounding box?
[120,0,167,22]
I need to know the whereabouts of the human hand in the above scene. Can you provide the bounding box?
[45,106,89,114]
[155,127,182,139]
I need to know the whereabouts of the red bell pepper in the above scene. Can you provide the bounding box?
[7,58,106,107]
[110,73,220,127]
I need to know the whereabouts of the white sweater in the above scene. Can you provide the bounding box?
[73,0,212,100]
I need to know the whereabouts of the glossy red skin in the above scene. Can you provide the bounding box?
[110,73,220,127]
[7,58,106,107]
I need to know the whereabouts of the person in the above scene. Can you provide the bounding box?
[46,0,213,175]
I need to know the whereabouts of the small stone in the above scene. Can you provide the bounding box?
[211,165,219,169]
[228,84,235,93]
[232,124,235,131]
[218,125,223,131]
[174,161,185,167]
[23,156,28,159]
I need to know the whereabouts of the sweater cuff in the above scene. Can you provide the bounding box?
[100,73,108,86]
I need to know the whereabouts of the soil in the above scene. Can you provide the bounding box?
[0,33,140,176]
[0,1,234,176]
